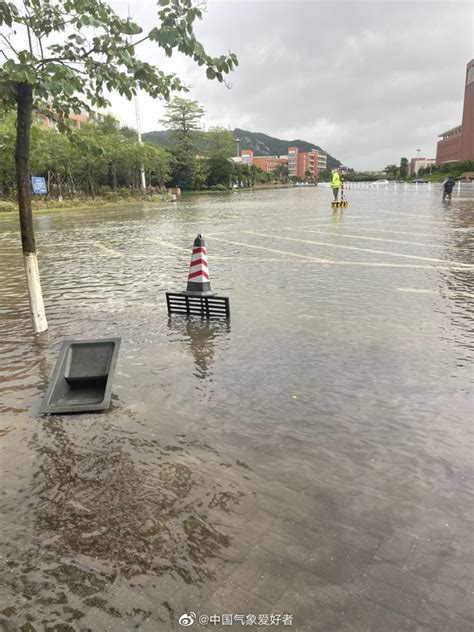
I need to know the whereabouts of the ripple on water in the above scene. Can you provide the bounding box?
[0,191,472,629]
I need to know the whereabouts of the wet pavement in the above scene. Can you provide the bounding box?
[0,186,473,631]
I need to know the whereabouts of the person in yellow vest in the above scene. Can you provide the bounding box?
[331,169,341,200]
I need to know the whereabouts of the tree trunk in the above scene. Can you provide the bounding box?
[112,163,117,192]
[87,163,95,198]
[66,167,75,196]
[57,173,63,201]
[15,82,48,334]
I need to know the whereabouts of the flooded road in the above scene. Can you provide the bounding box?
[0,187,473,631]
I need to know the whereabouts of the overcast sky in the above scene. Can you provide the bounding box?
[109,0,473,170]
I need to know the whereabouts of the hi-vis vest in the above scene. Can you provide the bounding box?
[331,173,341,188]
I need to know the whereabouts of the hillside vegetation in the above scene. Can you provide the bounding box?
[143,128,341,169]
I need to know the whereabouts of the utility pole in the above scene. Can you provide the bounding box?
[129,5,146,192]
[134,94,146,191]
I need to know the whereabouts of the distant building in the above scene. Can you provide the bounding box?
[436,59,474,164]
[253,156,287,173]
[238,146,327,178]
[437,125,463,163]
[36,107,110,131]
[459,60,474,161]
[240,149,254,165]
[409,157,436,175]
[287,146,324,179]
[239,150,286,172]
[317,152,328,172]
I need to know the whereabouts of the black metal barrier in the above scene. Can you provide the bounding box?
[166,292,230,319]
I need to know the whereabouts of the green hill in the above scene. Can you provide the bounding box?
[233,129,341,169]
[142,130,174,149]
[142,128,341,169]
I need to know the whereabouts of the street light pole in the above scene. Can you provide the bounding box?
[134,95,146,191]
[235,138,240,157]
[129,4,146,192]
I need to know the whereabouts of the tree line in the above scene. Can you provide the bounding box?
[0,97,294,200]
[383,157,474,181]
[384,158,410,179]
[0,111,173,198]
[415,160,474,179]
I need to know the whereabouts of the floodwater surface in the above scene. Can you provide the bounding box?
[0,186,473,631]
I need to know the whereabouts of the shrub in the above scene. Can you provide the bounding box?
[0,200,16,212]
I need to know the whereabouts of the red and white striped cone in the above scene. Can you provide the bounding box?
[184,235,214,296]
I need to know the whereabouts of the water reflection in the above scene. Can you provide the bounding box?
[0,334,51,414]
[331,208,343,232]
[1,189,473,631]
[167,318,231,381]
[438,206,474,361]
[0,417,245,627]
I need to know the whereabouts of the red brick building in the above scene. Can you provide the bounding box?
[460,60,474,161]
[288,146,320,179]
[240,149,254,165]
[253,155,287,173]
[239,146,327,179]
[240,150,286,172]
[436,59,474,164]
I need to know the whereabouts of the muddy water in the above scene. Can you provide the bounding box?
[0,187,473,631]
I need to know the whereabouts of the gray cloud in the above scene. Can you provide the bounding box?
[110,0,473,170]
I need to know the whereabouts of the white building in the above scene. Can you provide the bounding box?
[409,157,436,176]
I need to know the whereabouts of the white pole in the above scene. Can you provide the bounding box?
[129,4,146,192]
[134,96,146,191]
[24,253,48,333]
[457,181,461,196]
[404,182,407,191]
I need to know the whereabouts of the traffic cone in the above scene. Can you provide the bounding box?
[184,235,214,296]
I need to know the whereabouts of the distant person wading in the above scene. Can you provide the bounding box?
[331,169,341,200]
[441,176,455,201]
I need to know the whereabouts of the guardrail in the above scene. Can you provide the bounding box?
[319,181,473,196]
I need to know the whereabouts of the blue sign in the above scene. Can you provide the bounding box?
[31,176,47,194]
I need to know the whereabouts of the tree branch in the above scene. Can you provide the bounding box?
[0,33,20,57]
[36,16,76,40]
[35,57,94,78]
[131,35,150,48]
[37,33,45,63]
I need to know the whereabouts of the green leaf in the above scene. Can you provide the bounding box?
[0,1,18,26]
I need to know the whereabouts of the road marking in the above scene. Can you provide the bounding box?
[300,229,439,248]
[396,288,439,294]
[350,227,442,237]
[148,241,189,252]
[282,215,368,225]
[208,236,471,270]
[288,219,441,229]
[146,239,280,262]
[341,220,446,229]
[374,209,444,220]
[95,243,123,257]
[243,231,473,267]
